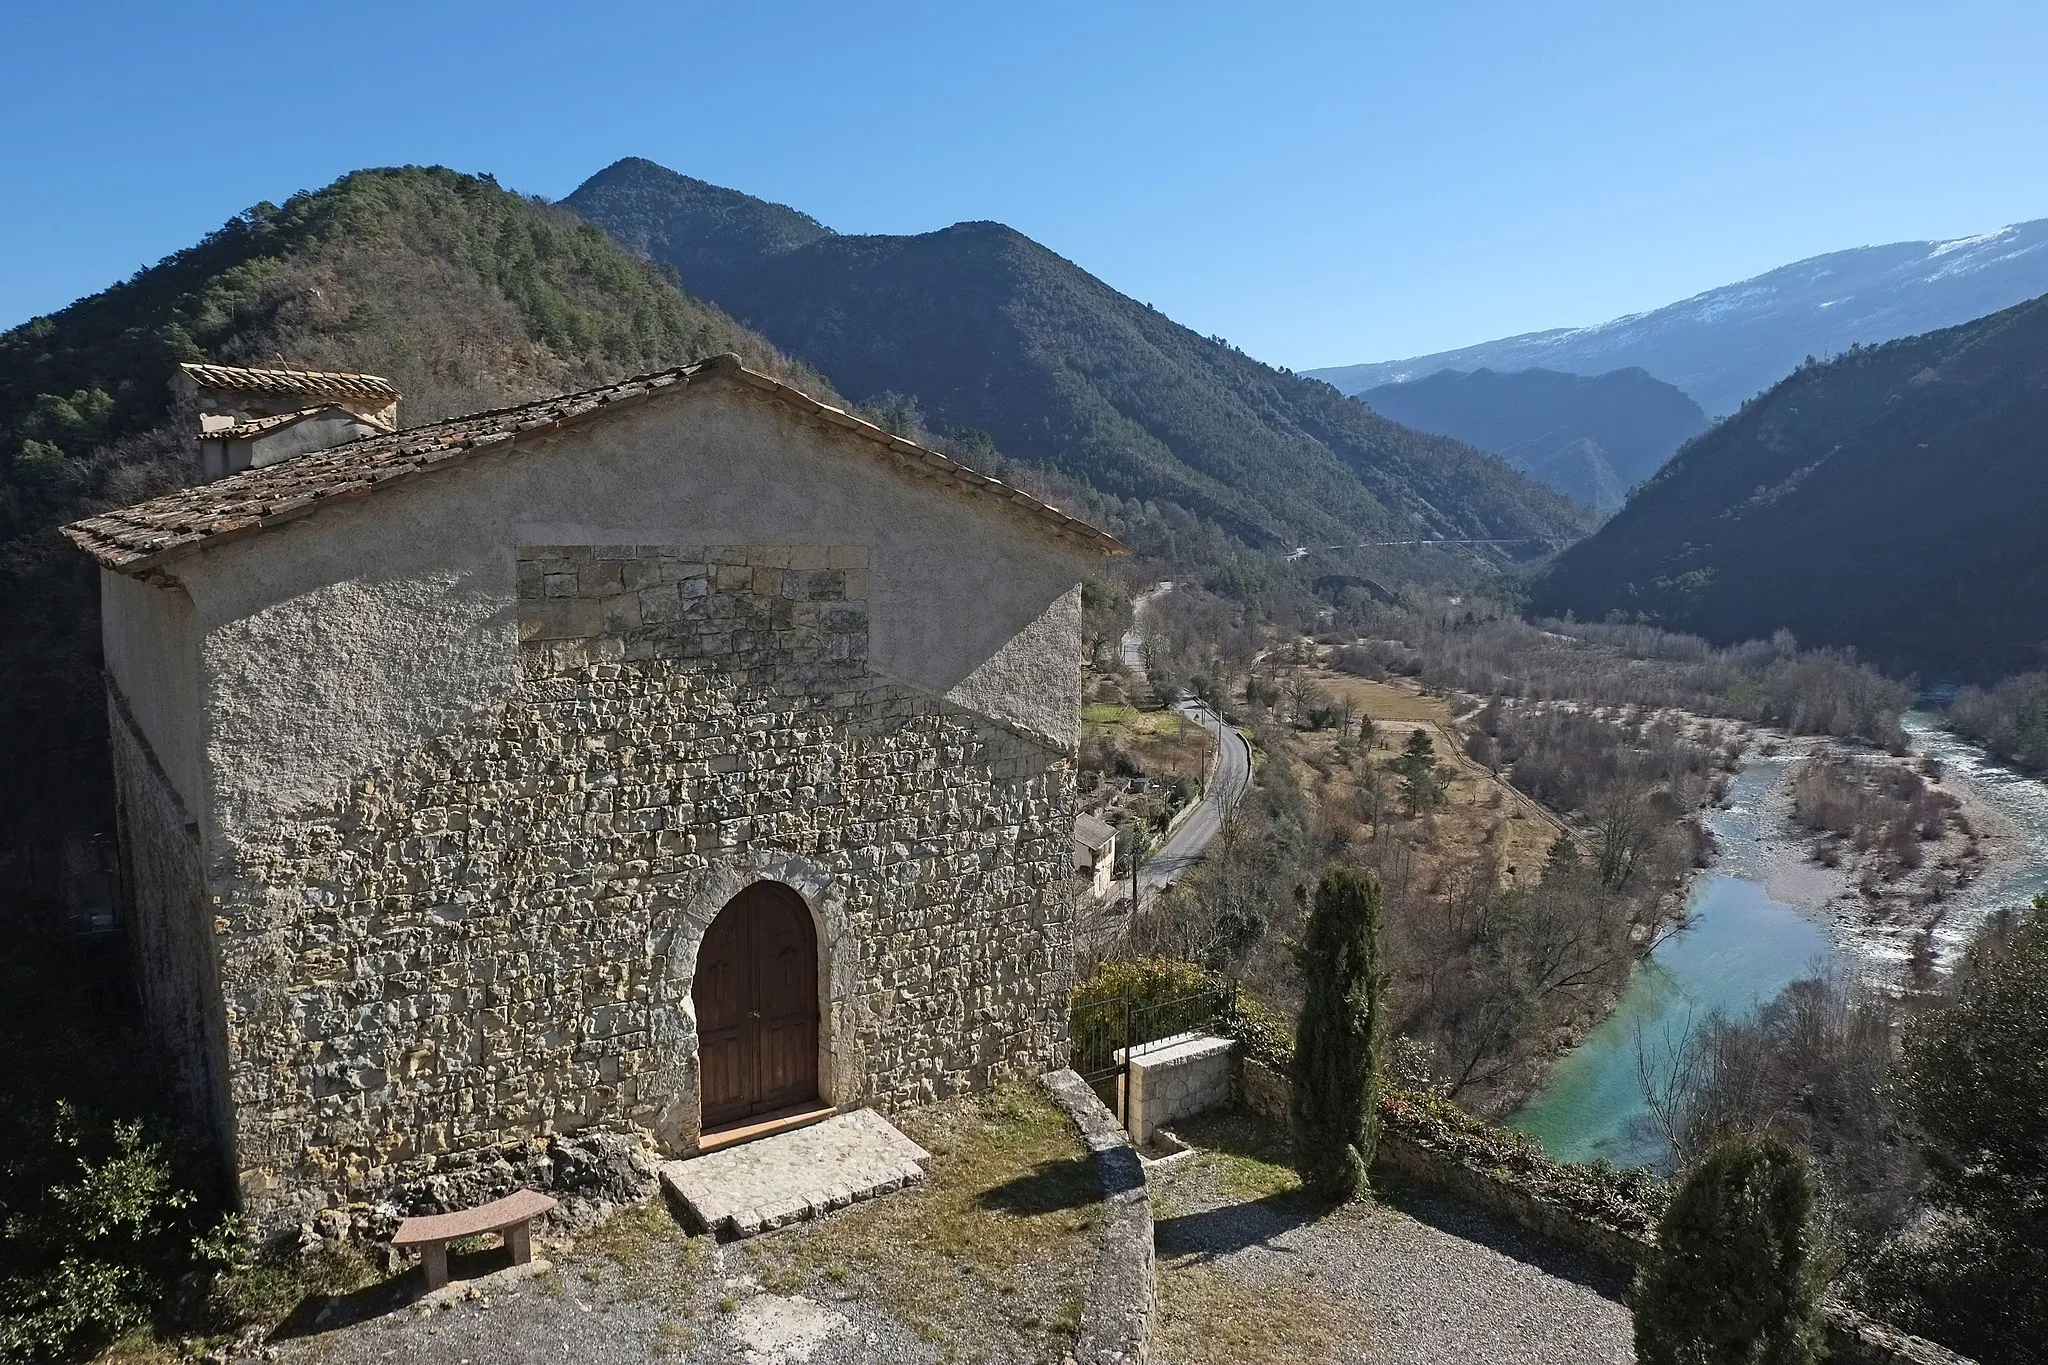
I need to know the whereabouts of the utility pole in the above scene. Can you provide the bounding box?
[1130,824,1140,916]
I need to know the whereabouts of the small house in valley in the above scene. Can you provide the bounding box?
[66,354,1123,1234]
[1073,812,1119,902]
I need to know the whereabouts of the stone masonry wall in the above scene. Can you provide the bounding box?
[211,544,1077,1231]
[109,687,233,1185]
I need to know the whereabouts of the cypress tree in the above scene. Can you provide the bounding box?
[1290,868,1386,1200]
[1631,1135,1827,1365]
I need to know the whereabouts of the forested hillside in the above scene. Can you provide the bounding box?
[1533,291,2048,679]
[0,166,820,893]
[1361,366,1707,510]
[565,158,1592,555]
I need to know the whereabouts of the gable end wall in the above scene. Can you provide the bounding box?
[214,544,1078,1230]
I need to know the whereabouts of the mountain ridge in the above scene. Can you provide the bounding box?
[1531,289,2048,679]
[563,157,1592,558]
[1360,366,1707,511]
[1311,220,2048,415]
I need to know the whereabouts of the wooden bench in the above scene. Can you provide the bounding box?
[390,1189,557,1290]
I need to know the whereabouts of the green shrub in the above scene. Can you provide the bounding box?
[1220,988,1294,1073]
[1871,897,2048,1363]
[1631,1135,1826,1365]
[1071,956,1228,1056]
[0,1104,203,1362]
[1290,869,1387,1200]
[1900,897,2048,1219]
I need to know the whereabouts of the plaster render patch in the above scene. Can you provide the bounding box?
[202,562,518,835]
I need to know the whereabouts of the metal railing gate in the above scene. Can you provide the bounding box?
[1069,979,1237,1124]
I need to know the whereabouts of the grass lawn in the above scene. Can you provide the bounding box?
[94,1086,1098,1365]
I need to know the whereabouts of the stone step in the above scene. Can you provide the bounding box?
[659,1108,930,1238]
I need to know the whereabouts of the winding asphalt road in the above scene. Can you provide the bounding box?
[1116,584,1253,907]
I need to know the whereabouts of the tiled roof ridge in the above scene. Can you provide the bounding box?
[178,361,401,400]
[66,354,1125,574]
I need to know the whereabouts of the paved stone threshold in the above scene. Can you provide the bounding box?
[659,1108,929,1238]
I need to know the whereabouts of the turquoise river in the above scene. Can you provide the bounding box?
[1508,711,2048,1170]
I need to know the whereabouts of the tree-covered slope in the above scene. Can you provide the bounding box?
[0,166,820,892]
[559,156,832,298]
[1532,292,2048,679]
[1362,366,1708,511]
[563,158,1591,553]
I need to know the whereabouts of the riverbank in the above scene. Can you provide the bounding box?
[1732,716,2026,979]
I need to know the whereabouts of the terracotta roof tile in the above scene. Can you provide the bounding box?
[178,362,399,401]
[67,355,1126,574]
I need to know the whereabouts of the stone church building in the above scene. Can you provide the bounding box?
[65,355,1122,1232]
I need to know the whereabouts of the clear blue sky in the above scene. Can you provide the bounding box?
[4,0,2045,369]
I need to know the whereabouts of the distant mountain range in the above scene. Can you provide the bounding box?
[1533,290,2048,679]
[1311,220,2048,416]
[564,157,1589,555]
[1360,367,1706,511]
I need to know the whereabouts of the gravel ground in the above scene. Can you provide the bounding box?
[242,1096,1633,1365]
[247,1088,1096,1365]
[255,1239,940,1364]
[1149,1115,1635,1365]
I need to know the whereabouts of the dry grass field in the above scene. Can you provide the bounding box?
[1262,658,1566,893]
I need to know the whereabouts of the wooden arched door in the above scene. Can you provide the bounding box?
[694,882,821,1129]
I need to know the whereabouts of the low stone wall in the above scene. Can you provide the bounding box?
[1235,1052,1290,1127]
[1042,1069,1154,1365]
[1824,1305,1981,1365]
[1373,1125,1658,1274]
[1231,1058,1976,1365]
[1124,1035,1232,1147]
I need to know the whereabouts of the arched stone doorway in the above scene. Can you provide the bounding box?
[693,881,822,1130]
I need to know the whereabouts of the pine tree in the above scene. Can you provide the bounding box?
[1393,727,1445,816]
[1290,868,1387,1200]
[1631,1135,1826,1365]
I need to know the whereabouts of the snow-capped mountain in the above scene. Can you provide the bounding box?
[1309,219,2048,415]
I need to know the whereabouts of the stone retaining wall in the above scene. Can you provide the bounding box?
[1042,1068,1154,1365]
[1231,1057,1976,1365]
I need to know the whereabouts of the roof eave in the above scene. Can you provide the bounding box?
[70,355,1127,575]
